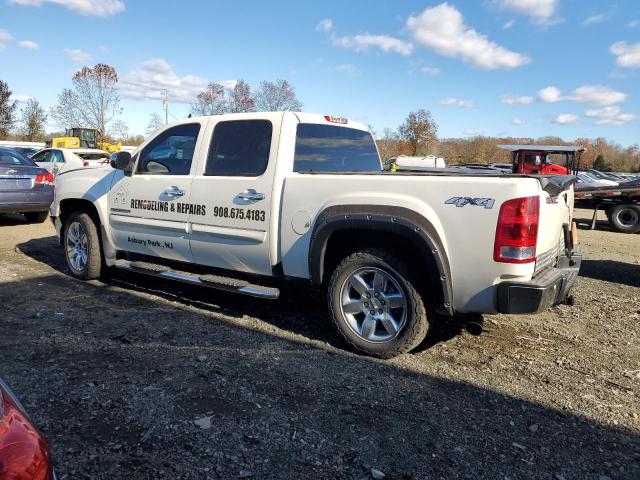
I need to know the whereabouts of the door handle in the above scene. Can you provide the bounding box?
[163,186,185,198]
[237,189,265,202]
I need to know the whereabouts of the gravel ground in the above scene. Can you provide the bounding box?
[0,208,638,480]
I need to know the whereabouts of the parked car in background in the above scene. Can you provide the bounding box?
[0,377,55,480]
[0,148,54,223]
[32,148,111,177]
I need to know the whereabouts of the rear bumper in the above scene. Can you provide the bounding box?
[0,190,53,214]
[0,202,51,213]
[497,246,582,314]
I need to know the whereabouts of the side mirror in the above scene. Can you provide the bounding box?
[111,151,133,172]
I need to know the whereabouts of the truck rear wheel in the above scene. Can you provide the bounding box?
[63,212,102,280]
[327,248,429,358]
[607,205,640,233]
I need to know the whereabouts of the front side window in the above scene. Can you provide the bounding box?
[293,124,380,173]
[137,123,200,175]
[205,120,272,177]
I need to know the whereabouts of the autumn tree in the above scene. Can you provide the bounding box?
[19,98,48,141]
[398,109,438,155]
[145,113,164,136]
[229,80,255,113]
[0,80,17,138]
[191,82,227,116]
[53,64,121,140]
[255,79,302,112]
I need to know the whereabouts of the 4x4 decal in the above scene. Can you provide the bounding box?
[445,197,495,209]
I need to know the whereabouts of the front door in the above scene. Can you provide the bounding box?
[108,122,204,263]
[188,116,280,275]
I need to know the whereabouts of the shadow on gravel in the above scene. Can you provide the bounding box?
[0,213,30,226]
[17,235,465,352]
[580,259,640,288]
[7,236,640,479]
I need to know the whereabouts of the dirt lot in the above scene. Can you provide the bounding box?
[0,208,638,479]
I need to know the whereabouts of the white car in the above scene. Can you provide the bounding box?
[32,148,111,177]
[50,112,581,358]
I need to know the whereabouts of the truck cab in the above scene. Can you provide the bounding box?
[499,144,585,175]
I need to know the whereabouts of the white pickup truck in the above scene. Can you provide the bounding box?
[50,112,581,357]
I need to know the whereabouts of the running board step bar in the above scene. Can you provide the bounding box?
[114,260,280,299]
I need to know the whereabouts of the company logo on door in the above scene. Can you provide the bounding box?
[130,198,206,215]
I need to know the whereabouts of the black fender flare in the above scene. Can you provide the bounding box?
[309,205,454,316]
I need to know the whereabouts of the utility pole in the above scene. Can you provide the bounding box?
[162,89,169,125]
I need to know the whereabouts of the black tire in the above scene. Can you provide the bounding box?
[327,248,429,358]
[607,204,640,233]
[62,212,102,280]
[23,211,48,223]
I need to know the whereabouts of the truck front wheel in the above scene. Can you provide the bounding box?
[63,212,102,280]
[327,249,429,358]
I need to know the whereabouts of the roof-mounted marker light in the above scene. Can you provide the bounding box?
[324,115,348,124]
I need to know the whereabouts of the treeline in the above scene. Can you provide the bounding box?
[377,110,640,172]
[0,64,303,145]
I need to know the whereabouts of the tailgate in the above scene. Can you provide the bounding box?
[535,175,575,274]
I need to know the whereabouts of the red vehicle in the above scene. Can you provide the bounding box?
[497,144,585,175]
[0,377,55,480]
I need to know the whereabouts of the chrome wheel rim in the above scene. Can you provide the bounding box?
[66,221,88,273]
[616,208,638,228]
[339,267,407,343]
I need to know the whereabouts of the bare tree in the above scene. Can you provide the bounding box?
[229,80,255,113]
[398,109,438,155]
[0,80,17,138]
[109,119,129,141]
[190,82,227,116]
[53,64,121,140]
[146,113,165,136]
[19,98,48,141]
[255,79,302,112]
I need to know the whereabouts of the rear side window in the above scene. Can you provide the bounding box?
[294,124,380,173]
[205,120,272,177]
[137,123,200,175]
[0,150,35,166]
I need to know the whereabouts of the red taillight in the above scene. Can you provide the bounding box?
[0,390,53,480]
[34,173,55,185]
[494,196,539,263]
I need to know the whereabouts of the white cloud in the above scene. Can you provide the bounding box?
[118,58,233,104]
[407,3,530,70]
[537,86,562,103]
[64,48,92,62]
[335,63,358,75]
[331,33,413,56]
[501,94,533,105]
[420,66,440,75]
[581,12,612,26]
[568,85,627,105]
[511,117,525,125]
[439,97,474,108]
[18,40,38,49]
[553,113,579,124]
[494,0,558,23]
[463,129,482,136]
[610,41,640,68]
[316,18,333,33]
[0,29,13,51]
[12,94,32,102]
[9,0,124,17]
[629,20,639,28]
[585,106,637,126]
[502,19,515,29]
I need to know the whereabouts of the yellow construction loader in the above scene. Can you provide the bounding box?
[47,128,121,152]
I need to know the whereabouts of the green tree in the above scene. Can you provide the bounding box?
[0,80,17,138]
[592,154,609,171]
[19,98,48,141]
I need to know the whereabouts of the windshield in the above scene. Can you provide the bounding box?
[293,124,380,173]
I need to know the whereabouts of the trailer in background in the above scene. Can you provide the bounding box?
[575,183,640,233]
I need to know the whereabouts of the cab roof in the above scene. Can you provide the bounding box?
[498,144,586,153]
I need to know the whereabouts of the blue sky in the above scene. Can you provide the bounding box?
[0,0,639,145]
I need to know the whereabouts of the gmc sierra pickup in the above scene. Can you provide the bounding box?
[50,112,581,357]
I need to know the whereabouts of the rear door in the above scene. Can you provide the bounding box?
[108,121,204,263]
[187,115,281,275]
